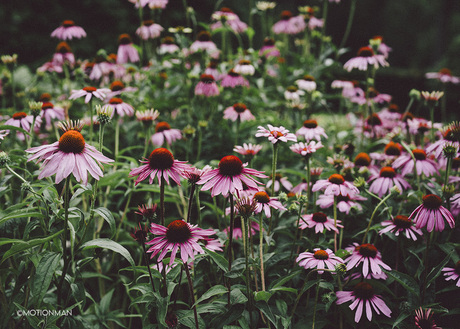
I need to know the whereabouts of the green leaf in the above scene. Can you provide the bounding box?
[0,209,44,226]
[254,290,272,302]
[0,124,30,135]
[385,270,419,299]
[204,248,228,273]
[100,289,114,313]
[427,252,452,286]
[193,285,228,306]
[255,301,277,327]
[271,269,302,289]
[92,207,116,238]
[230,288,248,305]
[80,238,134,267]
[32,252,61,307]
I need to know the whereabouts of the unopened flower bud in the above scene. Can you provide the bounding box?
[198,120,208,128]
[353,177,366,188]
[29,101,43,117]
[1,54,18,65]
[335,263,347,276]
[390,186,401,195]
[183,125,196,137]
[96,105,113,125]
[288,202,299,213]
[278,192,288,202]
[21,181,32,192]
[442,143,458,159]
[0,151,10,167]
[442,184,456,198]
[409,89,421,100]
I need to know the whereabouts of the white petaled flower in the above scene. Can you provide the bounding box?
[233,60,255,76]
[344,46,389,72]
[290,140,323,157]
[256,124,297,144]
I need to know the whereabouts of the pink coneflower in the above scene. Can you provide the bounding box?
[136,19,164,40]
[5,111,41,134]
[52,42,75,66]
[221,69,250,88]
[40,102,65,129]
[451,193,460,217]
[316,193,367,214]
[426,122,460,159]
[129,148,190,186]
[194,74,220,97]
[151,121,182,146]
[197,155,267,197]
[106,80,138,98]
[408,194,455,232]
[233,59,255,76]
[189,31,219,56]
[345,243,391,278]
[296,248,343,274]
[136,108,160,126]
[441,261,460,287]
[296,75,317,92]
[266,173,292,193]
[117,34,140,64]
[344,46,389,72]
[233,143,263,160]
[204,59,224,81]
[336,282,392,323]
[223,216,260,239]
[296,119,328,142]
[284,86,305,101]
[272,10,306,35]
[252,190,286,218]
[259,38,280,58]
[26,121,113,185]
[299,212,342,234]
[210,7,248,34]
[146,0,168,9]
[415,308,442,329]
[256,124,297,144]
[223,103,255,122]
[146,219,215,266]
[331,79,354,90]
[369,35,392,58]
[38,60,63,74]
[392,149,439,177]
[379,215,423,241]
[426,68,460,84]
[421,90,444,104]
[51,20,86,40]
[136,204,158,221]
[69,86,111,104]
[368,167,411,197]
[312,174,359,197]
[290,140,323,157]
[158,36,180,54]
[102,97,134,118]
[198,236,224,253]
[370,140,403,162]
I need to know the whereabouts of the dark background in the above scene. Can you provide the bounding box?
[1,0,460,118]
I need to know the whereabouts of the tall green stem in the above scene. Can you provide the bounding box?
[361,192,393,244]
[227,194,235,306]
[160,177,165,226]
[259,212,266,291]
[333,196,338,252]
[184,263,199,329]
[57,177,70,306]
[88,99,93,143]
[114,118,120,161]
[337,0,357,56]
[186,184,196,223]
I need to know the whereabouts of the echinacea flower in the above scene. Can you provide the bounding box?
[51,20,86,40]
[221,69,250,88]
[408,194,455,232]
[223,103,255,122]
[426,68,460,84]
[266,173,292,193]
[69,86,111,103]
[272,10,306,35]
[129,148,190,186]
[102,97,134,118]
[189,31,219,56]
[450,193,460,217]
[198,155,267,197]
[345,243,391,278]
[52,42,75,67]
[198,237,224,253]
[368,167,411,197]
[136,19,164,40]
[223,216,260,239]
[296,248,343,274]
[290,140,323,157]
[296,119,328,141]
[26,121,113,185]
[117,34,140,64]
[299,212,342,234]
[40,102,65,129]
[336,282,392,322]
[421,91,444,104]
[252,190,286,218]
[233,143,263,158]
[135,204,158,222]
[194,74,220,97]
[151,121,182,146]
[415,308,442,329]
[312,174,359,197]
[136,109,160,127]
[392,149,439,177]
[158,36,180,54]
[343,46,389,72]
[130,223,149,242]
[210,7,248,34]
[296,75,317,92]
[233,60,255,76]
[146,219,215,265]
[426,122,460,159]
[379,215,423,241]
[5,111,41,134]
[259,37,280,58]
[316,193,367,214]
[441,261,460,287]
[369,35,392,58]
[256,124,297,144]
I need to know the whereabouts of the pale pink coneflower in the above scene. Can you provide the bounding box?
[284,86,305,101]
[266,174,293,193]
[331,79,354,90]
[426,68,460,84]
[344,46,389,72]
[426,122,460,159]
[102,97,134,118]
[368,36,392,58]
[129,147,190,186]
[379,215,423,241]
[392,149,439,177]
[147,0,169,9]
[210,7,248,33]
[223,216,260,240]
[441,261,460,287]
[158,36,180,54]
[198,236,224,253]
[307,16,324,30]
[290,140,323,157]
[26,121,113,185]
[450,193,460,217]
[256,124,297,144]
[136,19,164,40]
[5,112,41,135]
[295,119,328,142]
[197,155,267,197]
[259,38,280,58]
[40,102,65,129]
[52,42,75,67]
[415,308,442,329]
[194,74,220,97]
[296,75,317,92]
[252,190,286,218]
[106,80,138,99]
[316,193,367,214]
[233,59,255,76]
[223,103,255,122]
[38,61,63,74]
[367,166,411,197]
[297,248,343,274]
[204,59,224,81]
[299,212,342,234]
[345,243,391,278]
[51,20,86,40]
[151,121,182,146]
[182,165,213,186]
[136,109,160,126]
[336,282,392,323]
[233,143,263,159]
[69,86,111,104]
[189,31,219,56]
[272,10,306,35]
[312,173,360,197]
[146,219,215,266]
[117,34,140,64]
[408,194,455,232]
[221,69,250,88]
[421,90,444,104]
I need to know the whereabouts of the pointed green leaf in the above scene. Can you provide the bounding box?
[80,238,134,267]
[193,285,228,306]
[91,207,116,238]
[204,248,228,273]
[32,252,61,307]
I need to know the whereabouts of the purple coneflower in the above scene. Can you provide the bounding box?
[256,124,297,144]
[259,38,280,58]
[223,103,255,122]
[136,19,163,40]
[441,261,460,287]
[146,219,215,265]
[117,34,140,64]
[344,46,389,72]
[210,7,248,33]
[223,216,260,239]
[336,282,392,322]
[345,243,391,278]
[151,121,182,146]
[426,122,460,159]
[312,174,359,197]
[198,237,224,253]
[408,194,455,232]
[5,111,40,133]
[426,68,460,84]
[40,102,65,129]
[451,193,460,217]
[379,215,423,241]
[233,60,255,76]
[158,36,180,54]
[296,75,317,92]
[26,121,113,185]
[414,307,442,329]
[316,193,366,214]
[299,212,342,234]
[136,109,160,126]
[369,36,392,58]
[52,42,75,67]
[204,59,224,81]
[368,167,411,197]
[189,31,219,56]
[296,248,343,274]
[221,69,249,88]
[51,20,86,40]
[194,74,220,97]
[296,119,328,142]
[290,140,323,157]
[135,204,158,222]
[252,190,286,218]
[272,10,306,35]
[266,174,292,193]
[102,97,134,118]
[392,149,439,177]
[284,86,305,101]
[69,86,111,103]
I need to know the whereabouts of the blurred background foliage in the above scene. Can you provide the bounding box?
[1,0,460,116]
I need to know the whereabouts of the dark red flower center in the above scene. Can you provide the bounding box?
[162,36,175,44]
[439,68,452,76]
[83,86,97,93]
[197,31,211,41]
[58,130,86,154]
[41,102,54,110]
[238,59,251,66]
[303,74,315,81]
[109,97,123,105]
[388,103,400,113]
[281,10,293,20]
[354,152,371,166]
[422,194,442,209]
[413,149,426,160]
[228,69,240,77]
[384,142,401,156]
[367,114,382,126]
[353,282,374,300]
[380,166,396,178]
[233,103,247,113]
[416,318,434,329]
[155,121,171,132]
[166,220,191,243]
[218,155,243,177]
[39,93,52,102]
[402,112,414,122]
[444,123,460,142]
[453,157,460,169]
[287,86,298,92]
[303,119,318,128]
[143,19,154,26]
[118,33,132,45]
[270,130,284,138]
[328,174,345,185]
[312,212,328,223]
[12,112,27,120]
[263,38,275,46]
[62,20,75,27]
[367,87,379,98]
[357,46,374,57]
[149,148,174,170]
[455,260,460,274]
[357,244,377,258]
[313,250,329,260]
[253,191,270,204]
[56,41,71,54]
[220,7,233,13]
[200,74,215,83]
[372,35,383,42]
[393,215,412,229]
[336,194,350,203]
[110,80,125,91]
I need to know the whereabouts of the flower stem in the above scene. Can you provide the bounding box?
[333,195,338,252]
[259,212,266,291]
[88,99,93,143]
[160,177,165,226]
[57,177,71,306]
[361,192,393,244]
[227,194,235,306]
[244,215,254,324]
[184,263,199,329]
[114,118,120,161]
[337,0,357,56]
[142,242,156,292]
[186,184,196,223]
[312,281,320,329]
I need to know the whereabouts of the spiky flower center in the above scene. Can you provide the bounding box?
[312,212,328,223]
[281,10,293,20]
[200,74,215,83]
[270,130,284,138]
[336,194,350,203]
[367,114,382,126]
[233,103,247,113]
[287,86,298,92]
[197,31,211,41]
[254,191,270,204]
[422,194,442,209]
[303,119,318,128]
[357,244,377,258]
[110,80,125,91]
[219,155,243,177]
[354,152,371,166]
[413,149,427,160]
[166,220,191,243]
[380,166,396,178]
[444,123,460,142]
[367,87,379,98]
[41,102,54,110]
[353,282,374,300]
[39,93,52,102]
[118,33,132,45]
[109,97,122,105]
[328,174,345,185]
[263,38,275,46]
[58,130,86,154]
[220,7,233,13]
[393,215,412,229]
[358,46,374,57]
[228,69,240,77]
[56,41,71,54]
[238,59,251,66]
[313,250,329,260]
[148,148,174,170]
[162,36,175,44]
[384,142,401,156]
[303,74,315,81]
[439,68,452,76]
[83,86,97,93]
[388,103,400,113]
[62,20,75,27]
[143,19,154,26]
[13,112,27,120]
[155,121,171,132]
